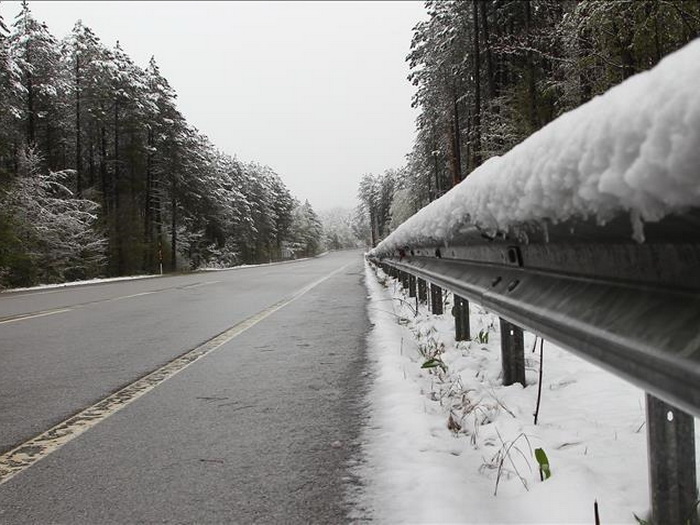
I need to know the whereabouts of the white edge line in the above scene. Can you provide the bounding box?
[0,308,74,325]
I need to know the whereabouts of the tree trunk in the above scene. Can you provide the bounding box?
[100,125,108,210]
[113,100,120,212]
[26,74,35,145]
[369,209,377,247]
[578,29,593,105]
[472,0,482,168]
[170,192,177,271]
[88,134,95,188]
[75,55,82,197]
[114,100,124,275]
[524,0,539,132]
[448,78,463,187]
[144,127,153,271]
[481,1,496,99]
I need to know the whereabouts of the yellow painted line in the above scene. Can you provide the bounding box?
[0,263,350,485]
[0,308,74,325]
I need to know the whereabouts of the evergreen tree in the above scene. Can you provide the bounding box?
[392,0,700,231]
[290,200,324,258]
[0,147,106,286]
[0,3,316,286]
[9,1,66,170]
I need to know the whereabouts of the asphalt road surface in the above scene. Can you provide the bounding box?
[0,251,370,523]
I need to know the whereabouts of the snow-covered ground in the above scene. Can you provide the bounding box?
[0,253,331,294]
[354,261,699,523]
[0,274,162,294]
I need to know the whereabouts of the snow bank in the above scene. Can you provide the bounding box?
[0,274,161,293]
[375,38,700,253]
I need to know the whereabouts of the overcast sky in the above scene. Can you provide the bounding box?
[4,1,424,212]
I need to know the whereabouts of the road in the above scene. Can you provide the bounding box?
[0,251,370,523]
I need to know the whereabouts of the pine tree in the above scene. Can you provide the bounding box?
[9,1,66,170]
[0,6,18,174]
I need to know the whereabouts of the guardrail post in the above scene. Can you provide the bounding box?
[645,394,699,525]
[499,318,525,386]
[401,271,410,290]
[408,274,416,298]
[417,278,427,303]
[453,295,470,341]
[430,284,443,314]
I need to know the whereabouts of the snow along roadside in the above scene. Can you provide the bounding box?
[354,260,700,523]
[1,274,162,294]
[1,252,330,294]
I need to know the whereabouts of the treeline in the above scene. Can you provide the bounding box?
[358,0,700,243]
[0,2,329,288]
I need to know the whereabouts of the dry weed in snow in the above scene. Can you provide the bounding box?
[354,261,700,524]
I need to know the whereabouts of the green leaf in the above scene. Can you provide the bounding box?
[534,448,551,480]
[421,358,446,371]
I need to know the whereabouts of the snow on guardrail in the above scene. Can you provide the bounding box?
[374,38,700,253]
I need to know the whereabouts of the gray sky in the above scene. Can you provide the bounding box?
[5,1,424,212]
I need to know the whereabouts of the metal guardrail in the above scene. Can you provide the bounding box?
[369,210,700,524]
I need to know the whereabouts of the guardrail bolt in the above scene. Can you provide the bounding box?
[453,295,471,341]
[499,318,525,386]
[417,279,427,303]
[408,274,417,298]
[430,284,443,314]
[645,394,699,525]
[506,246,523,267]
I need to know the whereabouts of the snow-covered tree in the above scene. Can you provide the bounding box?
[0,4,335,283]
[0,6,20,171]
[9,1,66,169]
[0,147,106,287]
[319,207,362,251]
[357,171,396,247]
[290,200,324,258]
[61,20,112,197]
[385,0,700,238]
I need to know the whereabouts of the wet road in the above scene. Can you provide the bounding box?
[0,251,370,523]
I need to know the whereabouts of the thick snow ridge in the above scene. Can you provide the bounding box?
[375,38,700,254]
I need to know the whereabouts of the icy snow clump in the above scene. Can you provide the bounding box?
[375,38,700,253]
